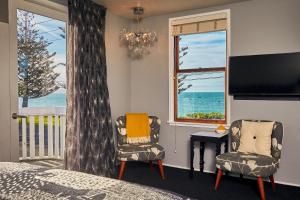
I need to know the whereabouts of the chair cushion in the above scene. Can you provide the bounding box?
[117,143,165,161]
[238,120,274,156]
[229,120,283,160]
[216,152,279,177]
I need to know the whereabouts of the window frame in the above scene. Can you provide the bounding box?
[168,10,231,126]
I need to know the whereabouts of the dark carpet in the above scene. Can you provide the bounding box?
[116,162,300,200]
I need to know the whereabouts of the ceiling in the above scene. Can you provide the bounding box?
[94,0,250,19]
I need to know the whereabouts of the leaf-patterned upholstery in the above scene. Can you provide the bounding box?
[216,152,279,177]
[115,116,165,162]
[216,120,283,177]
[117,143,165,161]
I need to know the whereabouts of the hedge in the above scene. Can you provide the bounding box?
[185,112,224,120]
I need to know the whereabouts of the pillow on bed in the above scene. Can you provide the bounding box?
[238,120,274,156]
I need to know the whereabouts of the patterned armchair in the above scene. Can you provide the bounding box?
[115,116,165,180]
[215,120,283,200]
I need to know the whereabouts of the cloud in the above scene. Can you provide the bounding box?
[179,31,227,69]
[36,23,61,38]
[54,88,66,94]
[49,53,66,83]
[179,31,226,46]
[178,31,227,93]
[52,53,66,64]
[28,13,66,46]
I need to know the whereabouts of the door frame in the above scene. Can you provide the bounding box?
[8,0,67,161]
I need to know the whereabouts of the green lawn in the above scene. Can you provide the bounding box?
[18,116,62,126]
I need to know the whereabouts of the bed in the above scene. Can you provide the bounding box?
[0,162,190,200]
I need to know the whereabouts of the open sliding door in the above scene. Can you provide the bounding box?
[6,0,67,162]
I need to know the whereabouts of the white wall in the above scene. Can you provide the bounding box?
[106,12,131,143]
[106,12,131,123]
[130,0,300,186]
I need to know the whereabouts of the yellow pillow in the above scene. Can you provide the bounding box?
[238,120,274,156]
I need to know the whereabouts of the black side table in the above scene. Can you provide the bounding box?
[190,132,229,178]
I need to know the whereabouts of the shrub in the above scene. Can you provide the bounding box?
[185,112,224,120]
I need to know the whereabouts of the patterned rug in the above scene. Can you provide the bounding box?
[0,162,191,200]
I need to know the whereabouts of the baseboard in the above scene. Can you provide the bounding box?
[275,180,300,188]
[162,163,300,188]
[163,163,214,174]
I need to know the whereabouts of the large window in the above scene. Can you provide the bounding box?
[171,12,228,124]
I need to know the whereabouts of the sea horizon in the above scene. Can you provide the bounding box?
[19,91,225,118]
[178,91,225,117]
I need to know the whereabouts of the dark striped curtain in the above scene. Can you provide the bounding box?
[65,0,115,177]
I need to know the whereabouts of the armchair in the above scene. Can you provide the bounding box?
[214,120,283,200]
[115,115,165,180]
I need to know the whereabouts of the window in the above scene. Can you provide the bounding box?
[170,11,229,125]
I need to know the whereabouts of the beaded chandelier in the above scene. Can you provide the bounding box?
[120,7,157,59]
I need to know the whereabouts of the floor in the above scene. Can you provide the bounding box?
[119,162,300,200]
[23,160,300,200]
[22,159,63,168]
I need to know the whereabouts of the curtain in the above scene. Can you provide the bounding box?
[65,0,115,177]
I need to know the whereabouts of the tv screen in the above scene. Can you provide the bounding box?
[229,52,300,97]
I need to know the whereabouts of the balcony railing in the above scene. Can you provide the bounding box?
[18,107,66,161]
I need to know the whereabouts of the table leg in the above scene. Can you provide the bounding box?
[190,138,194,178]
[224,140,229,176]
[199,142,205,173]
[224,139,229,153]
[216,142,221,156]
[215,143,222,174]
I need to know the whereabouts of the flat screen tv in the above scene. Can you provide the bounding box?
[229,52,300,99]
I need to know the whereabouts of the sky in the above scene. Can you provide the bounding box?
[179,31,226,93]
[18,10,225,94]
[19,10,67,94]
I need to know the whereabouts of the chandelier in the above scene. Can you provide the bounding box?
[120,7,157,59]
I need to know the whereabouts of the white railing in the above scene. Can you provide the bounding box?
[19,107,66,161]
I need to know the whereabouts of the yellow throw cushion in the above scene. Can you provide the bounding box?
[126,113,150,144]
[238,120,274,156]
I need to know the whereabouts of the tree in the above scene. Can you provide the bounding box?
[17,10,61,107]
[177,36,192,94]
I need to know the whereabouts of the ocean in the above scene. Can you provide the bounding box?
[178,92,225,117]
[19,92,66,108]
[19,92,225,118]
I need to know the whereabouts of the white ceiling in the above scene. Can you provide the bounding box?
[94,0,250,19]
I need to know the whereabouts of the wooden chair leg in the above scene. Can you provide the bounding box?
[215,169,223,190]
[257,177,266,200]
[118,161,126,180]
[157,160,165,180]
[149,161,154,171]
[269,175,276,191]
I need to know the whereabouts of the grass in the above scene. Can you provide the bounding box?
[185,112,225,120]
